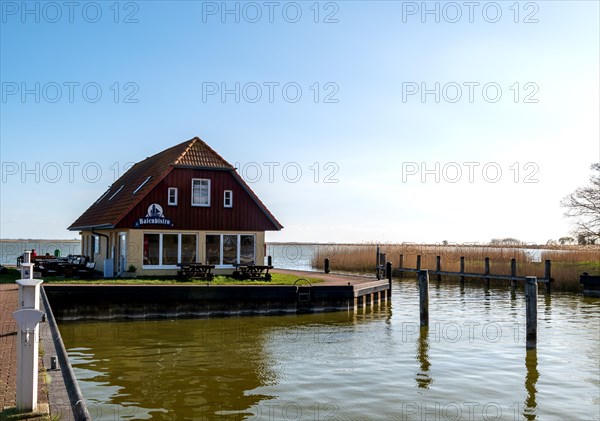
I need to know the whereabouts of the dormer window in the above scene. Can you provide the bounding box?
[168,187,178,206]
[224,190,233,208]
[191,178,210,207]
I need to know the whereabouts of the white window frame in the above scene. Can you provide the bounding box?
[206,234,255,268]
[224,190,233,208]
[191,178,211,207]
[142,233,198,269]
[168,187,178,206]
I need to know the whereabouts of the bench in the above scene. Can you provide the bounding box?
[76,262,96,279]
[35,257,67,277]
[233,265,273,281]
[178,263,215,281]
[60,256,87,278]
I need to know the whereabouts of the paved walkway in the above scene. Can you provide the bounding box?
[0,283,48,419]
[272,268,386,286]
[0,284,19,411]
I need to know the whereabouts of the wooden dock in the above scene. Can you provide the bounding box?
[393,254,554,293]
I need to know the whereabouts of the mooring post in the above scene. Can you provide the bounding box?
[416,255,421,271]
[484,257,490,289]
[375,245,380,280]
[525,276,538,349]
[13,251,45,413]
[267,255,272,267]
[544,260,552,294]
[510,258,517,289]
[399,254,404,278]
[324,258,330,274]
[460,256,465,285]
[436,256,441,282]
[386,261,392,296]
[418,270,429,326]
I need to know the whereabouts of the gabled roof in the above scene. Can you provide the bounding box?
[68,137,282,231]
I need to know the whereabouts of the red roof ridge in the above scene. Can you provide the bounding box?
[173,137,197,166]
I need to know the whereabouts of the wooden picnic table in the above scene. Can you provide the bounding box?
[234,265,273,281]
[178,263,215,281]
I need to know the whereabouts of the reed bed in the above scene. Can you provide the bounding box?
[312,244,600,293]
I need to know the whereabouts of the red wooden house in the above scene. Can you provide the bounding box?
[68,137,283,276]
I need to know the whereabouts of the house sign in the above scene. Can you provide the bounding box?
[135,204,173,227]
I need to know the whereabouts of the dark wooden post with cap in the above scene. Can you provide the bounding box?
[436,256,441,282]
[484,257,490,289]
[386,262,392,296]
[510,258,517,289]
[526,276,538,349]
[399,254,404,278]
[544,260,552,293]
[418,270,429,326]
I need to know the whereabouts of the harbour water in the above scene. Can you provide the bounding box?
[0,239,80,265]
[60,282,600,420]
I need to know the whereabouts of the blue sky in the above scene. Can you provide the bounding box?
[1,0,599,244]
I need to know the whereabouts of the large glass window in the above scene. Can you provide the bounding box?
[162,234,179,266]
[93,235,100,255]
[143,234,160,265]
[240,235,255,265]
[206,235,220,265]
[223,235,238,265]
[143,233,198,267]
[192,179,210,206]
[181,234,197,264]
[205,234,255,266]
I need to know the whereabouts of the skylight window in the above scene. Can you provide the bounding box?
[95,187,111,204]
[108,185,124,201]
[133,176,152,195]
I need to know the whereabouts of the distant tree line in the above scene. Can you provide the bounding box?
[489,238,523,245]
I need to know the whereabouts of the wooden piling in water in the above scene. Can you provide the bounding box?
[460,256,465,284]
[526,277,538,349]
[399,254,404,278]
[484,257,490,289]
[544,260,552,294]
[436,256,441,282]
[510,258,517,289]
[386,262,392,296]
[416,255,421,271]
[418,270,429,326]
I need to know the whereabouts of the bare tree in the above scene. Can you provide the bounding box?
[561,163,600,244]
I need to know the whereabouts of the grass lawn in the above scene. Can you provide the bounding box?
[0,268,324,286]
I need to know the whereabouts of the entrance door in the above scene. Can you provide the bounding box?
[118,232,127,275]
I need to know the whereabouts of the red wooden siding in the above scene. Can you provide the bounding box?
[115,168,279,231]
